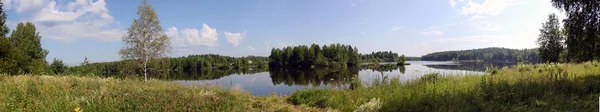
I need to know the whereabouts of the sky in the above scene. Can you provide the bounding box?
[2,0,564,65]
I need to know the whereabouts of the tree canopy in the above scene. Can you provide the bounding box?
[120,0,171,81]
[420,47,539,63]
[551,0,600,62]
[537,13,565,63]
[66,54,268,79]
[269,43,360,68]
[360,51,400,62]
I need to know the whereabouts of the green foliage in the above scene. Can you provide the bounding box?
[0,3,49,75]
[421,47,540,62]
[120,0,171,81]
[66,54,268,79]
[269,43,360,68]
[551,0,600,62]
[4,22,49,74]
[419,72,441,82]
[0,38,18,74]
[361,51,404,62]
[405,56,420,61]
[0,75,326,111]
[290,62,600,111]
[0,1,8,37]
[50,58,67,75]
[396,55,407,65]
[537,13,565,63]
[288,89,332,107]
[349,77,363,90]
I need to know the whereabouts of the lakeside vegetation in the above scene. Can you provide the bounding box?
[360,51,405,62]
[269,43,361,68]
[1,0,600,111]
[289,62,600,111]
[0,74,325,112]
[65,54,269,78]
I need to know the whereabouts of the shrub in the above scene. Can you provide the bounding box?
[419,73,441,82]
[354,98,382,112]
[288,89,332,107]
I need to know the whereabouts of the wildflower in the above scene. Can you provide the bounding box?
[74,107,82,112]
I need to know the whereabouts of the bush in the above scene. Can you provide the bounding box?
[354,98,382,112]
[349,77,363,90]
[288,89,332,107]
[419,73,441,82]
[50,58,67,75]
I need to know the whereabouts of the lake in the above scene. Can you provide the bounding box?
[172,61,517,96]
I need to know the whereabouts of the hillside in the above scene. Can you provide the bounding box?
[420,47,540,62]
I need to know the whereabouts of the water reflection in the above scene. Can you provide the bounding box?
[164,67,268,80]
[268,67,360,87]
[424,61,517,72]
[361,64,406,73]
[172,61,516,96]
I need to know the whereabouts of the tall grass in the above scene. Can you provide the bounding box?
[289,61,600,111]
[0,75,324,112]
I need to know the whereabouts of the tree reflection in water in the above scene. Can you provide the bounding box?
[169,64,407,88]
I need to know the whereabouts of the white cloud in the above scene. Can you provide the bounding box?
[173,23,218,47]
[5,0,46,13]
[392,26,402,31]
[165,27,189,48]
[453,0,521,19]
[198,24,219,46]
[4,0,123,42]
[420,30,444,36]
[224,31,246,47]
[166,24,219,54]
[450,0,457,7]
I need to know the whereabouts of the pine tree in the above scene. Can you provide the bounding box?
[537,13,564,63]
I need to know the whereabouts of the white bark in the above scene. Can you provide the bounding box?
[144,57,148,81]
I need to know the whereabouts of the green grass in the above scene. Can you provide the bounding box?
[0,75,326,112]
[289,61,600,111]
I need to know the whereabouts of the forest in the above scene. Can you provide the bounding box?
[360,51,407,63]
[63,54,269,78]
[420,47,540,62]
[269,43,361,68]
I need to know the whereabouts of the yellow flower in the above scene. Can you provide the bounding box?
[74,107,82,112]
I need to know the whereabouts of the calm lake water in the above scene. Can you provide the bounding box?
[172,61,517,96]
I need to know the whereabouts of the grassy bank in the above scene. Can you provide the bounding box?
[0,75,326,112]
[289,62,600,111]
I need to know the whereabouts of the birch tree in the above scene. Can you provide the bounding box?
[120,0,170,81]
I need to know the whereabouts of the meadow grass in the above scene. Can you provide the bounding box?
[289,62,600,111]
[0,74,327,112]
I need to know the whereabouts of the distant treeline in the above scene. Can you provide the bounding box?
[406,57,421,61]
[269,43,360,68]
[420,47,540,62]
[360,51,405,62]
[66,54,269,78]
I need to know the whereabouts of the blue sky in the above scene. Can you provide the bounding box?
[3,0,563,65]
